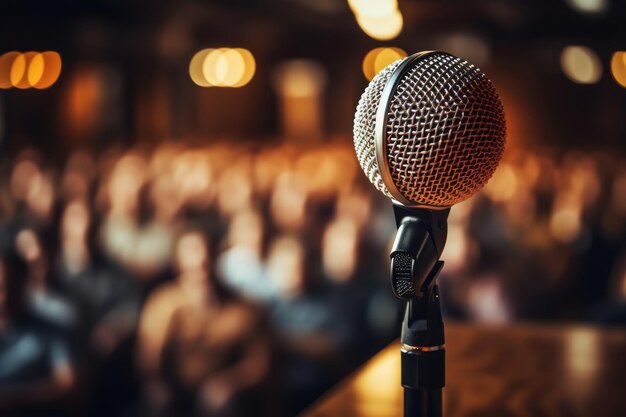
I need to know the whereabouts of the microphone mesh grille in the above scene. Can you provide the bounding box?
[353,59,404,199]
[353,52,506,207]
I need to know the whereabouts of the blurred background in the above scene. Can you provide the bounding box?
[0,0,625,416]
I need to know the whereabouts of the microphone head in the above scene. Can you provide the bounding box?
[353,51,506,208]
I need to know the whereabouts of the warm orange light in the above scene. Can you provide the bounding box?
[362,47,406,80]
[190,47,256,88]
[217,48,245,86]
[33,51,62,89]
[355,8,403,41]
[348,0,398,17]
[231,48,255,87]
[202,48,223,86]
[28,53,45,87]
[0,52,20,89]
[189,48,213,87]
[10,53,27,88]
[610,51,626,88]
[1,51,61,89]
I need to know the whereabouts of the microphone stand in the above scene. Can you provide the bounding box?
[390,205,449,417]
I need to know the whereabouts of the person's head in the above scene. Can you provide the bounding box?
[321,217,359,283]
[226,209,264,253]
[266,235,305,299]
[175,230,210,276]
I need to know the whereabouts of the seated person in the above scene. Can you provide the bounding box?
[0,246,77,414]
[137,230,270,417]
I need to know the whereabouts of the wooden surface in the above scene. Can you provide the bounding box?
[302,323,626,417]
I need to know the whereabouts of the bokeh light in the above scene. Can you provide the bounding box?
[348,0,398,17]
[27,53,46,87]
[349,0,403,41]
[362,47,406,80]
[355,9,403,41]
[0,52,20,89]
[272,60,327,98]
[565,0,609,14]
[560,46,602,85]
[33,51,62,89]
[232,48,255,87]
[0,51,61,89]
[189,47,256,88]
[610,51,626,88]
[10,53,29,89]
[189,48,213,87]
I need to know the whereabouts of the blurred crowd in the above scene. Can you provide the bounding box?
[0,141,399,417]
[0,140,625,417]
[441,148,626,324]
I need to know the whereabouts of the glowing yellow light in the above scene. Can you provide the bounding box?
[560,46,602,85]
[189,48,214,87]
[0,51,20,89]
[356,9,403,41]
[231,48,255,87]
[362,47,406,80]
[33,51,62,89]
[202,48,223,86]
[374,47,405,75]
[28,53,45,87]
[190,47,255,88]
[218,48,246,86]
[610,51,626,88]
[10,53,27,88]
[348,0,398,17]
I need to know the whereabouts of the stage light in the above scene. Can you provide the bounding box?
[362,47,406,81]
[355,8,403,41]
[560,46,602,85]
[610,51,626,88]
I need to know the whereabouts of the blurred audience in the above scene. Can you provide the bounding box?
[0,141,624,416]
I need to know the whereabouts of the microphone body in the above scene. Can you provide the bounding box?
[353,51,506,417]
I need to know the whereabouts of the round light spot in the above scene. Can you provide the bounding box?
[0,51,20,89]
[189,48,214,87]
[610,51,626,88]
[27,53,45,87]
[33,51,62,89]
[560,46,602,85]
[362,47,406,81]
[231,48,255,87]
[356,8,403,41]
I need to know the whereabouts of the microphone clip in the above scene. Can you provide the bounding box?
[390,205,449,299]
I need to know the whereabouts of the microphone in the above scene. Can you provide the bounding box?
[352,51,506,417]
[354,50,506,209]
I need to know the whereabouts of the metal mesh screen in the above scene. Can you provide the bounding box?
[353,58,404,199]
[353,52,506,207]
